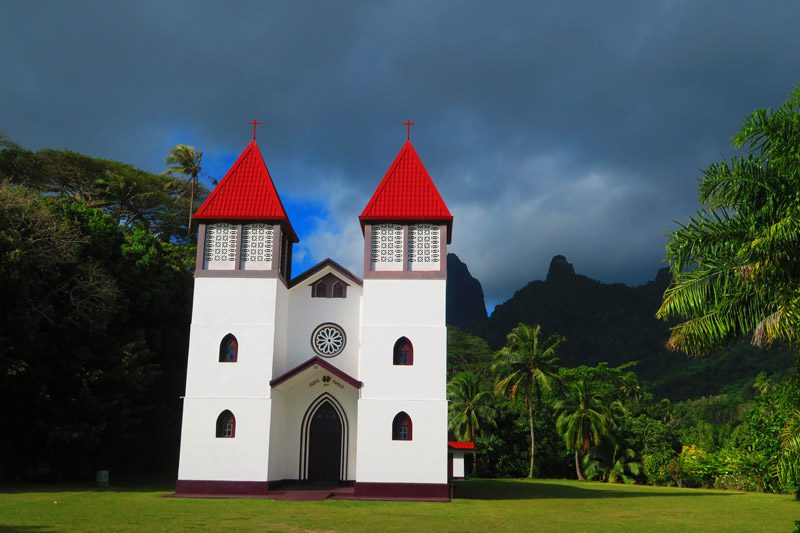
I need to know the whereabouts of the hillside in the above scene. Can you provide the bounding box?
[463,255,795,399]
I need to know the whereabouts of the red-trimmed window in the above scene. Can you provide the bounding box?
[219,334,238,362]
[392,412,412,441]
[216,410,236,438]
[393,337,413,366]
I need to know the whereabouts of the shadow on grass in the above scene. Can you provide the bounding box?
[0,527,58,532]
[0,481,174,495]
[455,479,737,500]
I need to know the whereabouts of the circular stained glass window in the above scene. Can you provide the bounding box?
[311,323,346,358]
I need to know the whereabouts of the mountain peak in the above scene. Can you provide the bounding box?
[546,255,576,281]
[446,253,488,336]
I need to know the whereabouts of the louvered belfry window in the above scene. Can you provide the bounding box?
[240,223,273,270]
[408,224,440,271]
[370,223,404,271]
[204,223,237,270]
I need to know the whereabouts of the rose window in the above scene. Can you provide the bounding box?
[311,323,346,358]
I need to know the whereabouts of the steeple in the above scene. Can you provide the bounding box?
[359,140,453,243]
[193,134,296,279]
[194,139,297,242]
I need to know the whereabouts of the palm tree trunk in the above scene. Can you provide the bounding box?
[186,175,196,239]
[527,395,535,478]
[471,427,478,476]
[575,450,585,481]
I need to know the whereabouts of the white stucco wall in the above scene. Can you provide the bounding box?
[177,398,271,481]
[285,267,362,378]
[360,279,446,400]
[272,281,289,376]
[184,277,279,399]
[179,252,448,487]
[355,399,447,484]
[356,278,448,485]
[179,276,280,482]
[451,451,466,478]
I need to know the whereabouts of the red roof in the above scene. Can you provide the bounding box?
[193,140,298,242]
[360,141,453,243]
[448,442,475,450]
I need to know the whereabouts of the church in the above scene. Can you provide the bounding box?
[175,124,454,501]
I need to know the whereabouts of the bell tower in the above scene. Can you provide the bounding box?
[354,130,453,499]
[176,129,297,495]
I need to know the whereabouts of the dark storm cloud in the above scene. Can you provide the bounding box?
[2,0,799,308]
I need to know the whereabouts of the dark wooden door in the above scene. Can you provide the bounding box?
[308,402,342,483]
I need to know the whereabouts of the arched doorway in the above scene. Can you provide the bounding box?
[307,402,342,483]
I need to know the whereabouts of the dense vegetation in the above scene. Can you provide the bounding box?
[448,326,800,495]
[0,139,205,480]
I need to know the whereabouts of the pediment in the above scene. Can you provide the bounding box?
[270,356,362,390]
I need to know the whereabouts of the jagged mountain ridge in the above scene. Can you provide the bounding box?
[448,254,794,400]
[487,255,672,366]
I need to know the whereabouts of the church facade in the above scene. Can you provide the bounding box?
[175,130,453,500]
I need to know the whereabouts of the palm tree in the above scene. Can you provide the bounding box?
[448,371,495,476]
[605,443,642,484]
[656,86,800,354]
[555,379,612,481]
[493,323,562,478]
[448,371,495,442]
[164,144,204,239]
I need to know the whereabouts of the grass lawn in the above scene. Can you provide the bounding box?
[1,479,798,532]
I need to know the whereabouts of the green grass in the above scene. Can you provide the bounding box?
[1,479,798,532]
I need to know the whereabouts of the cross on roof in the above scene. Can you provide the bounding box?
[402,119,415,141]
[248,118,263,140]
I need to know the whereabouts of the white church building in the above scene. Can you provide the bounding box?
[175,128,454,500]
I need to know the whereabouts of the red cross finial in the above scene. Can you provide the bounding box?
[248,118,263,140]
[402,119,415,141]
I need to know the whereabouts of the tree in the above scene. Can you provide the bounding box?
[555,379,614,481]
[778,408,800,498]
[92,164,173,229]
[448,371,495,476]
[447,327,494,379]
[493,323,562,478]
[448,371,495,441]
[164,144,205,239]
[657,86,800,354]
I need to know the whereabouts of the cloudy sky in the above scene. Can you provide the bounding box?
[2,1,799,311]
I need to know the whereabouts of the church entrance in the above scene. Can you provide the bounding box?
[307,402,342,483]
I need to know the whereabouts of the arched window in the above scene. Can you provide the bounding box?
[392,412,412,441]
[219,334,238,362]
[313,282,329,298]
[393,337,413,366]
[216,410,236,438]
[312,274,347,298]
[332,281,345,298]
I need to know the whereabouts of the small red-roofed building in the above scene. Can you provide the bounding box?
[176,127,454,501]
[448,442,476,479]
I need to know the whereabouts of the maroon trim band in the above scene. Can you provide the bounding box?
[175,480,270,495]
[353,482,450,501]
